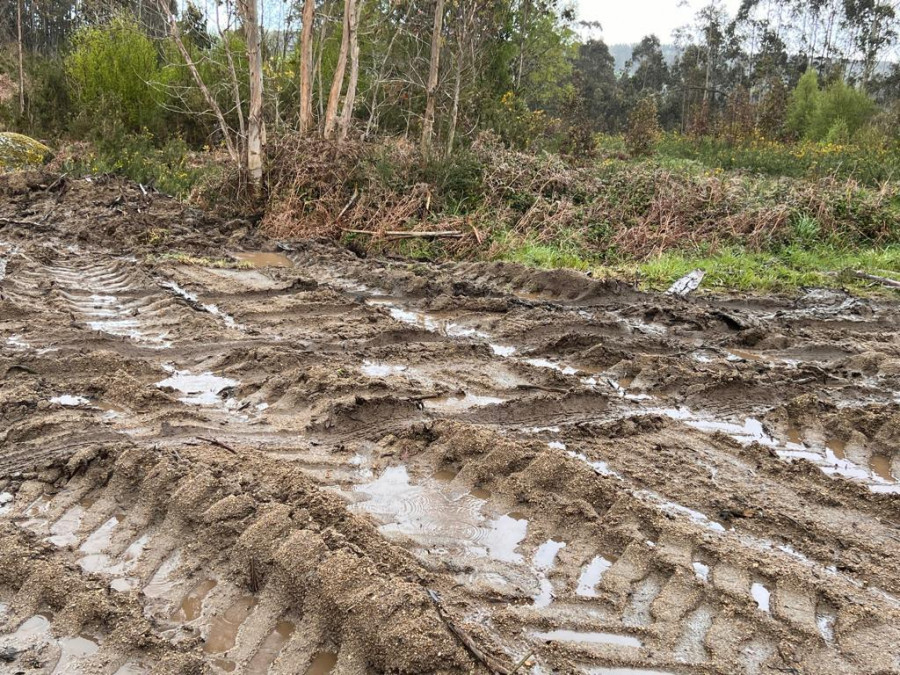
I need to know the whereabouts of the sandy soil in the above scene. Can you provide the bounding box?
[1,172,899,674]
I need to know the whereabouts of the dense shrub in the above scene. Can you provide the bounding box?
[66,15,166,135]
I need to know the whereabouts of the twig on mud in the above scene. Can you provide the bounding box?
[343,229,463,239]
[197,436,238,455]
[847,270,900,289]
[0,217,43,228]
[508,649,534,674]
[426,588,516,675]
[334,187,359,223]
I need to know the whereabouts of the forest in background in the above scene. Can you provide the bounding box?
[3,0,900,292]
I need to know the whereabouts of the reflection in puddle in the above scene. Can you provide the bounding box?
[576,555,613,597]
[366,298,489,338]
[156,369,239,407]
[173,579,218,622]
[144,552,182,599]
[532,539,566,608]
[0,615,100,674]
[233,251,294,268]
[47,505,85,547]
[79,516,120,555]
[246,621,295,674]
[532,629,642,648]
[424,392,506,412]
[692,562,710,582]
[751,582,770,612]
[361,360,408,377]
[55,635,100,673]
[203,596,258,654]
[306,652,338,675]
[353,466,528,562]
[50,395,91,407]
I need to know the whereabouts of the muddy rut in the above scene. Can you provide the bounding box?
[1,173,899,674]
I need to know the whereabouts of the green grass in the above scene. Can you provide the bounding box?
[492,237,900,295]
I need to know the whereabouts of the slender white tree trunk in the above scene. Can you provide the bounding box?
[17,0,25,115]
[324,0,352,139]
[338,0,364,141]
[299,0,315,133]
[237,0,266,185]
[421,0,444,153]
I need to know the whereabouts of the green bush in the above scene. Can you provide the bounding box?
[66,15,165,136]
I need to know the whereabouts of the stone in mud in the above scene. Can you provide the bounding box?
[0,132,52,171]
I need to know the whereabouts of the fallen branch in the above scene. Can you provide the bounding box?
[426,588,518,674]
[197,436,238,455]
[848,270,900,289]
[343,228,462,239]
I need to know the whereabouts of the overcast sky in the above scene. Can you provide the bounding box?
[577,0,742,45]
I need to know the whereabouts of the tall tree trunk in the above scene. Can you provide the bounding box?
[17,0,25,115]
[446,50,462,155]
[324,0,352,139]
[237,0,265,185]
[338,0,363,140]
[421,0,444,153]
[515,0,530,91]
[158,0,238,164]
[299,0,315,133]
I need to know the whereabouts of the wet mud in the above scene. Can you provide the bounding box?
[1,172,899,674]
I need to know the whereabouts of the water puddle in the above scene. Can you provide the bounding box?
[203,596,258,654]
[566,451,623,480]
[691,562,710,583]
[576,555,614,597]
[54,635,100,673]
[532,539,566,607]
[47,505,86,547]
[233,251,294,268]
[49,395,91,407]
[524,358,581,376]
[816,605,836,644]
[352,465,528,562]
[306,652,338,675]
[79,515,120,555]
[532,629,642,648]
[869,454,895,482]
[424,392,506,412]
[751,582,770,612]
[0,614,99,674]
[246,621,295,674]
[172,579,218,622]
[144,552,182,599]
[85,294,171,347]
[826,438,846,459]
[490,344,517,357]
[366,298,489,338]
[156,369,239,407]
[162,281,241,329]
[6,334,30,350]
[361,361,408,377]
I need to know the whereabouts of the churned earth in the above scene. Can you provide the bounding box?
[0,171,899,674]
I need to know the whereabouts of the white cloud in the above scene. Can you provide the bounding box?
[577,0,742,45]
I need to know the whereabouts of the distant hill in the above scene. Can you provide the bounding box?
[608,42,680,74]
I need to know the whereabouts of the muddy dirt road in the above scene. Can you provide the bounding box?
[1,172,899,674]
